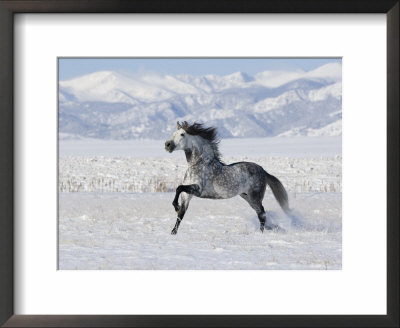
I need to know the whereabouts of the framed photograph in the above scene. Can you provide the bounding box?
[57,57,343,270]
[0,1,398,327]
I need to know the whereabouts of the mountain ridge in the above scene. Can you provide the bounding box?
[59,63,342,139]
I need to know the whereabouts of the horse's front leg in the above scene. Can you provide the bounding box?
[171,193,193,235]
[172,184,200,212]
[171,184,200,235]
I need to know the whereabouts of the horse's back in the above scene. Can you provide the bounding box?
[211,161,267,197]
[227,161,267,178]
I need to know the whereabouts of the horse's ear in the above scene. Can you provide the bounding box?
[177,121,182,130]
[182,121,189,129]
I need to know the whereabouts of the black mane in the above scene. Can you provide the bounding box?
[182,122,217,142]
[180,121,222,162]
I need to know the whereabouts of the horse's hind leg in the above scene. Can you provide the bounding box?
[171,193,192,235]
[240,192,274,233]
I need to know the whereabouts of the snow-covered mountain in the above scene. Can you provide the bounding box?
[59,63,342,139]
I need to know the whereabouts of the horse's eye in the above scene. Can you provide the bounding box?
[181,133,185,137]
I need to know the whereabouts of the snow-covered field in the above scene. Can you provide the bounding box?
[58,137,342,270]
[59,192,341,270]
[59,137,342,194]
[59,136,341,158]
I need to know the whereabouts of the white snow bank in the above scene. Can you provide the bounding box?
[59,155,341,193]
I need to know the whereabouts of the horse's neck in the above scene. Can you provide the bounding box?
[184,148,205,166]
[185,138,216,166]
[184,149,194,163]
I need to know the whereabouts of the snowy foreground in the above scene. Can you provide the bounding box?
[59,136,341,270]
[59,192,341,270]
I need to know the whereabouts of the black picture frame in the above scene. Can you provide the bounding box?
[0,1,398,327]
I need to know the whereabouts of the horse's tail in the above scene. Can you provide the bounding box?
[265,172,290,214]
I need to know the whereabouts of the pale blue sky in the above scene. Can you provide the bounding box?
[58,58,341,81]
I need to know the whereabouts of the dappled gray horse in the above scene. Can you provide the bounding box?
[165,121,290,235]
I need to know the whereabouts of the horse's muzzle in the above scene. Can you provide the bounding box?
[164,141,175,153]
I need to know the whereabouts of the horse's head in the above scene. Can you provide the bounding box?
[165,121,192,153]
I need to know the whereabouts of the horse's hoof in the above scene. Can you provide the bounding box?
[260,226,264,233]
[171,229,177,235]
